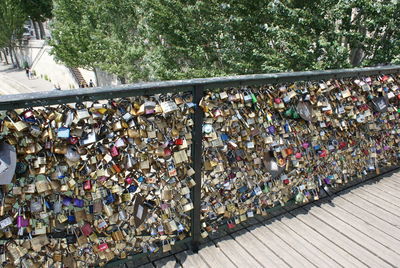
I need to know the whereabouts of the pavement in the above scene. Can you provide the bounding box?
[0,62,54,95]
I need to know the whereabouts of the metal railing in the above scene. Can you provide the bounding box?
[0,65,399,267]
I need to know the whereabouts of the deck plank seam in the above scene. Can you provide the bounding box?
[301,207,398,268]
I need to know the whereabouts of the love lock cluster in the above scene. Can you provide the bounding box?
[199,74,400,234]
[0,93,195,267]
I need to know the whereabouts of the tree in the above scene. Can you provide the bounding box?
[0,0,27,67]
[50,0,400,82]
[21,0,53,39]
[50,0,144,83]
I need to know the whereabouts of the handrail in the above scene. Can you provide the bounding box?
[1,65,400,267]
[0,65,399,110]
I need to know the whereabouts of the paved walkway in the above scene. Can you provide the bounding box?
[0,63,54,95]
[124,170,400,268]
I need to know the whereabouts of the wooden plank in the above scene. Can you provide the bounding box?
[154,256,180,268]
[350,190,400,216]
[379,179,400,191]
[340,192,400,226]
[325,198,400,253]
[232,229,290,267]
[175,251,210,268]
[365,182,400,200]
[247,222,317,267]
[386,174,400,185]
[214,236,264,267]
[267,216,339,268]
[197,241,237,268]
[358,185,400,208]
[304,205,400,267]
[291,207,389,268]
[333,196,400,239]
[380,180,400,191]
[318,201,400,255]
[279,214,366,267]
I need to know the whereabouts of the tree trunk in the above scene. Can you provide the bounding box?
[9,47,15,67]
[38,21,46,39]
[350,47,364,66]
[10,46,20,68]
[93,67,100,87]
[32,20,40,40]
[3,49,9,64]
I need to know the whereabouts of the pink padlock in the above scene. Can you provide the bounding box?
[125,177,133,185]
[17,216,29,228]
[295,152,302,159]
[274,98,282,104]
[110,146,119,157]
[302,142,309,149]
[164,148,172,156]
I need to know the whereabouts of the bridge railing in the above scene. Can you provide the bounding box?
[0,65,399,267]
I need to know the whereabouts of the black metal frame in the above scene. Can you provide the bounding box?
[1,65,400,267]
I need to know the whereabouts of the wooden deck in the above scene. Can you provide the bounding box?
[130,172,400,268]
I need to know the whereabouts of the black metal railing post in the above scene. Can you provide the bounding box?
[191,85,204,252]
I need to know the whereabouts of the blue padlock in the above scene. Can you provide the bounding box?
[220,133,229,141]
[73,198,84,208]
[128,185,138,193]
[284,123,290,133]
[62,196,73,206]
[105,193,115,204]
[238,185,248,193]
[23,117,36,123]
[67,214,76,224]
[44,200,52,210]
[57,127,70,139]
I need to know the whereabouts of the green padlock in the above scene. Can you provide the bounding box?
[284,108,294,118]
[263,185,270,194]
[251,93,257,104]
[292,110,300,119]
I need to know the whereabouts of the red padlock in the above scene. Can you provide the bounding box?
[175,138,183,145]
[68,137,79,145]
[81,223,93,236]
[319,150,327,157]
[164,148,172,156]
[23,110,34,118]
[227,221,236,229]
[338,141,347,150]
[112,162,121,173]
[98,243,109,251]
[274,98,282,104]
[285,148,293,156]
[83,180,92,190]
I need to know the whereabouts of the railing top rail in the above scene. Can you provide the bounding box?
[1,65,399,110]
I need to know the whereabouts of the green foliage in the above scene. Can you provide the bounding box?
[50,0,400,82]
[0,0,26,47]
[21,0,53,22]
